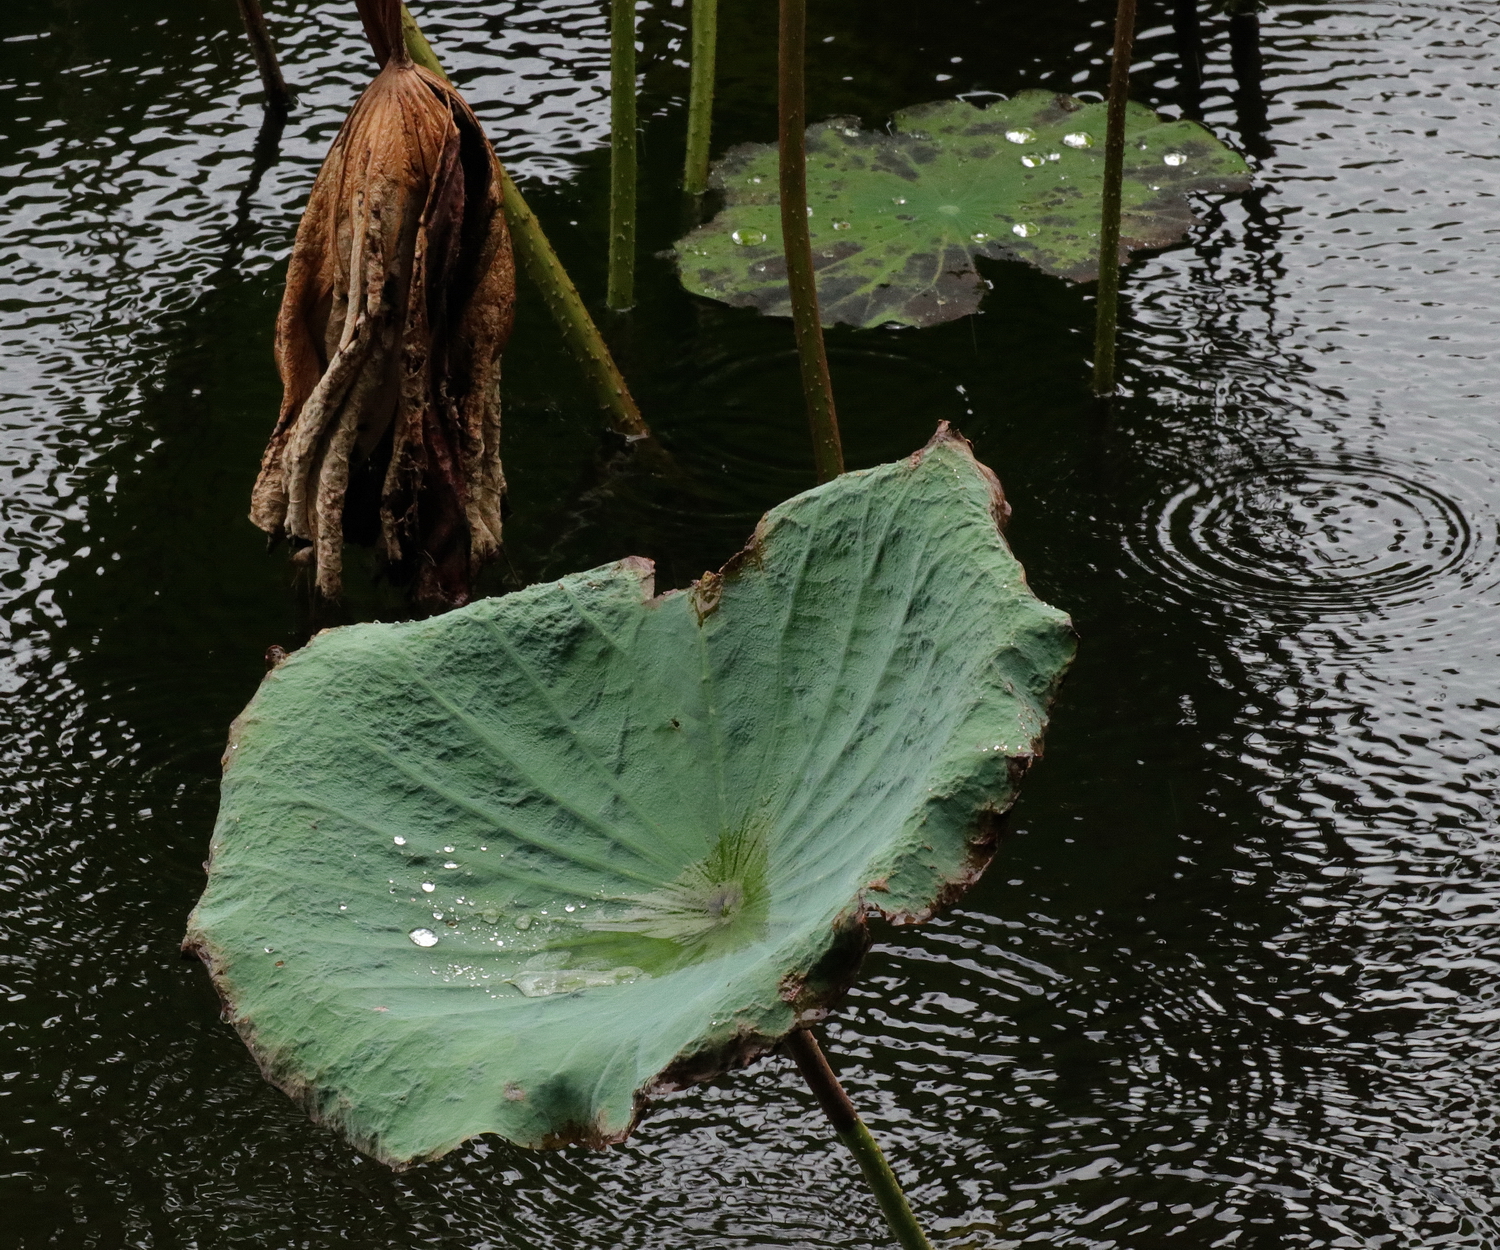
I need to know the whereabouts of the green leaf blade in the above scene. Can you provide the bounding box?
[186,427,1075,1164]
[675,90,1252,329]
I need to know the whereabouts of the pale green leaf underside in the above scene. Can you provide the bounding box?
[675,90,1252,329]
[185,428,1075,1165]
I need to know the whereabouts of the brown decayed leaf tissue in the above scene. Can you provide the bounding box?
[251,0,515,606]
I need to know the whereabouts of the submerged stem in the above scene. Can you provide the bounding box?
[234,0,292,112]
[777,0,843,482]
[398,5,648,439]
[607,0,638,310]
[1091,0,1137,397]
[682,0,718,195]
[784,1029,933,1250]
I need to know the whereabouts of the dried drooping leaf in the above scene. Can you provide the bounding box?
[250,0,515,607]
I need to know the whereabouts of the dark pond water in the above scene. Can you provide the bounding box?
[3,0,1498,1245]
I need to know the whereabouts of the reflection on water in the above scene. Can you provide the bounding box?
[2,0,1499,1246]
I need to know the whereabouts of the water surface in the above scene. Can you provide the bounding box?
[1,0,1498,1246]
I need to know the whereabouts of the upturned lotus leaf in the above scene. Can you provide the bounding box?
[251,0,515,606]
[186,426,1075,1165]
[674,90,1251,329]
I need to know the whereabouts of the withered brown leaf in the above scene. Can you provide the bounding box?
[251,0,515,607]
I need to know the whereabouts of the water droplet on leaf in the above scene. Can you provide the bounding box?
[731,228,766,246]
[1005,128,1035,144]
[1164,151,1186,166]
[409,928,439,948]
[1063,132,1093,148]
[1013,222,1037,238]
[421,882,435,893]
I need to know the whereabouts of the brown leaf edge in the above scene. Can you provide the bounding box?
[188,423,1072,1165]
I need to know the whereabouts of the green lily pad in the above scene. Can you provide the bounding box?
[674,90,1251,329]
[184,426,1074,1166]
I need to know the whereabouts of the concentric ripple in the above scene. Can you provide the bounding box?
[1141,461,1473,613]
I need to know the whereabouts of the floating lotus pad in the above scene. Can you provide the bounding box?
[185,427,1075,1165]
[675,90,1252,329]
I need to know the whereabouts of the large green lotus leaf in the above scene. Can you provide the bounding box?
[184,427,1074,1166]
[674,90,1251,329]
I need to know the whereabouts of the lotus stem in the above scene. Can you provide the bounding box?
[777,0,844,482]
[1171,0,1202,120]
[682,0,718,195]
[1091,0,1137,397]
[234,0,292,113]
[607,0,638,310]
[784,1029,933,1250]
[399,4,649,440]
[1226,0,1268,154]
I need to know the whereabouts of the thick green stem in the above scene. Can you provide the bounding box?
[607,0,638,310]
[777,0,843,482]
[235,0,292,112]
[399,5,647,439]
[682,0,718,195]
[1091,0,1137,397]
[784,1029,933,1250]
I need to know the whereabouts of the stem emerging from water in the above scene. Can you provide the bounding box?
[1091,0,1137,397]
[607,0,638,310]
[784,1029,933,1250]
[778,0,843,482]
[399,5,648,439]
[235,0,292,113]
[682,0,718,195]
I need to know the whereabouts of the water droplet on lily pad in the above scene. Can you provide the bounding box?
[509,966,646,998]
[392,836,406,846]
[938,204,960,215]
[1164,151,1187,166]
[731,228,766,246]
[443,861,459,869]
[409,928,439,948]
[971,231,990,243]
[1012,222,1038,238]
[832,220,851,230]
[514,914,532,931]
[421,882,435,893]
[481,910,501,924]
[1005,128,1035,144]
[1063,131,1093,148]
[1021,152,1047,168]
[892,196,907,205]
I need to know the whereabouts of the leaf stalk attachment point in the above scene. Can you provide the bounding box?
[399,5,649,440]
[234,0,292,113]
[1091,0,1137,397]
[607,0,638,310]
[778,0,844,482]
[682,0,718,195]
[784,1029,935,1250]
